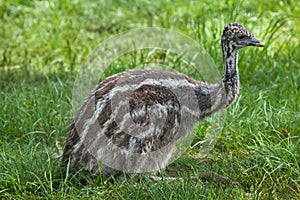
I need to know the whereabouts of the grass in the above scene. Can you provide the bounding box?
[0,0,299,199]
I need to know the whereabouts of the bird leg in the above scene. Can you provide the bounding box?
[199,172,241,187]
[148,172,240,188]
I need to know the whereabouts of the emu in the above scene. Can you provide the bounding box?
[61,23,264,181]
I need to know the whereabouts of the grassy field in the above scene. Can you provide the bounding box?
[0,0,299,199]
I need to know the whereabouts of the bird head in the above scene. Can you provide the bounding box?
[221,23,264,50]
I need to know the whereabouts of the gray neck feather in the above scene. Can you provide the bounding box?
[221,48,240,104]
[199,42,240,117]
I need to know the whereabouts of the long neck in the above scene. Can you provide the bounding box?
[193,41,240,118]
[221,44,240,106]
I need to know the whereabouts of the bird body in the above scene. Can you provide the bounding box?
[61,23,264,178]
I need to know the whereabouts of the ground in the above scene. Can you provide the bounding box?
[0,0,299,199]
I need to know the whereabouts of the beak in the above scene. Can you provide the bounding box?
[250,37,264,47]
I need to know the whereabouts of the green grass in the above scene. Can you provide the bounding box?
[1,0,299,199]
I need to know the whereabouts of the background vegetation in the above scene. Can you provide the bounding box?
[0,0,299,199]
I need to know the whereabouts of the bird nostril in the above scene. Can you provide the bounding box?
[251,37,260,43]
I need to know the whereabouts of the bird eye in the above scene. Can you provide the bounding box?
[237,35,246,39]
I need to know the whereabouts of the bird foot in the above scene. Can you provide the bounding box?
[148,172,240,188]
[198,172,241,187]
